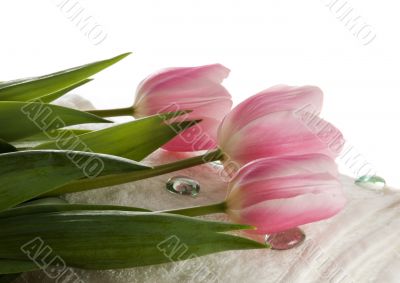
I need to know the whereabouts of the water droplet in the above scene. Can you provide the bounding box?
[265,227,305,250]
[166,176,200,197]
[355,175,386,191]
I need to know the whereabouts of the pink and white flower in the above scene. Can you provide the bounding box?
[218,85,344,167]
[225,154,346,234]
[133,64,232,151]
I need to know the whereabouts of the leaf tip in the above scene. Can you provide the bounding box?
[113,52,132,61]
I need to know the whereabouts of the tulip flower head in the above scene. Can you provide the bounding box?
[225,154,346,234]
[217,85,344,168]
[133,64,233,152]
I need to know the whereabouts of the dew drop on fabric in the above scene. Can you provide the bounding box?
[166,176,200,197]
[265,227,306,250]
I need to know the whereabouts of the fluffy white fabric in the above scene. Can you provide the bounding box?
[15,95,400,283]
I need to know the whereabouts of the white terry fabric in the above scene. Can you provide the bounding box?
[16,96,400,283]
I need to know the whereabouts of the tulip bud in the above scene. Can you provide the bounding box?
[218,85,343,166]
[225,154,346,234]
[133,64,232,152]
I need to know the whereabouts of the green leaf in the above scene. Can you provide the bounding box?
[0,53,130,101]
[18,197,68,207]
[0,150,150,211]
[18,128,92,142]
[0,260,38,275]
[0,273,22,282]
[35,111,199,161]
[0,273,22,283]
[0,273,20,283]
[0,204,150,219]
[40,78,93,103]
[0,139,16,154]
[0,101,109,141]
[12,129,93,149]
[0,211,266,270]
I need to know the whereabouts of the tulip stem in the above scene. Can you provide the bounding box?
[161,202,227,216]
[87,106,133,117]
[45,149,224,196]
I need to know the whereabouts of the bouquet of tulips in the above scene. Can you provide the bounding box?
[0,53,346,282]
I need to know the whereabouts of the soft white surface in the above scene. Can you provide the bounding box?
[16,96,400,283]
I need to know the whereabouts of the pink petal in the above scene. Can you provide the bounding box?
[230,173,341,209]
[229,154,338,189]
[218,85,323,142]
[220,110,343,166]
[134,64,230,106]
[157,96,232,151]
[135,84,232,119]
[231,191,346,234]
[161,117,221,151]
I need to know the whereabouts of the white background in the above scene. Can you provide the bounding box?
[1,1,399,187]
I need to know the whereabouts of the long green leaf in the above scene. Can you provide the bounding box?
[11,129,92,149]
[0,139,16,153]
[0,260,38,275]
[0,273,22,283]
[35,112,198,161]
[0,53,130,101]
[40,78,93,103]
[0,204,150,219]
[17,129,92,142]
[0,150,150,211]
[0,101,109,141]
[0,211,266,270]
[12,129,92,149]
[0,273,23,282]
[18,197,68,206]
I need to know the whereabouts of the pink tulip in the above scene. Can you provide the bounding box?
[225,154,346,234]
[133,64,232,151]
[218,85,344,167]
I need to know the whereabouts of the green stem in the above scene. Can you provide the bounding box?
[87,106,134,117]
[46,149,224,196]
[161,201,227,217]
